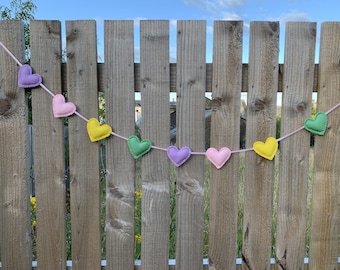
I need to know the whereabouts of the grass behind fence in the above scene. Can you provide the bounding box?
[29,146,314,261]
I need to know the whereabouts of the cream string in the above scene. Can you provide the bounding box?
[1,41,339,156]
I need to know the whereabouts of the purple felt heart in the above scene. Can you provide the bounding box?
[18,64,42,88]
[167,146,191,167]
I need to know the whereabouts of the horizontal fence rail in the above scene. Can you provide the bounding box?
[0,20,339,270]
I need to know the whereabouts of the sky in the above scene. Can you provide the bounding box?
[2,0,339,64]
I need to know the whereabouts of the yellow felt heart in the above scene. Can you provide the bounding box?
[86,118,112,142]
[253,137,278,160]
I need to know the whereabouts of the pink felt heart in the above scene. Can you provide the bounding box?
[52,94,76,118]
[206,147,232,169]
[18,64,42,88]
[167,146,191,167]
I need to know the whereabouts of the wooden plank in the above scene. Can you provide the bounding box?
[275,22,316,269]
[208,21,243,270]
[139,20,171,270]
[104,20,136,270]
[175,20,206,270]
[0,20,32,270]
[66,20,101,270]
[30,20,67,270]
[309,22,340,270]
[242,21,279,269]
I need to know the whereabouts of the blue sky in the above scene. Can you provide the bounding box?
[2,0,339,64]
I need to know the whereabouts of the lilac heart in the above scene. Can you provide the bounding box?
[167,146,191,167]
[18,64,42,88]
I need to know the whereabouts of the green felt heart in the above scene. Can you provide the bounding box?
[304,112,328,136]
[127,135,152,159]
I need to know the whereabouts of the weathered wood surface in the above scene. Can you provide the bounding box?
[140,20,171,270]
[175,20,206,270]
[275,22,316,270]
[208,20,243,270]
[66,20,102,270]
[309,22,340,270]
[104,20,136,270]
[30,20,67,270]
[0,20,32,270]
[0,19,340,270]
[242,21,279,270]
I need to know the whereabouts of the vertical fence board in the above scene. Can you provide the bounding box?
[275,22,316,269]
[309,22,340,270]
[242,21,279,269]
[208,20,243,270]
[66,20,101,270]
[140,20,171,270]
[30,20,67,270]
[0,20,32,270]
[175,20,206,270]
[104,20,136,270]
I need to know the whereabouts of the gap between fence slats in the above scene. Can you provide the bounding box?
[30,20,67,270]
[275,21,316,269]
[66,20,102,270]
[309,22,340,270]
[208,20,243,270]
[242,21,279,269]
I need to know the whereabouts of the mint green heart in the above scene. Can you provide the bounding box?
[304,112,328,136]
[127,135,152,159]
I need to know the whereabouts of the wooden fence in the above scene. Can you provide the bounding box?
[0,20,339,270]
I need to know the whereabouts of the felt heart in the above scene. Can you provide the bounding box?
[304,112,328,136]
[167,146,191,167]
[52,94,76,118]
[18,64,42,88]
[127,135,152,159]
[86,118,112,142]
[206,147,232,169]
[253,137,278,160]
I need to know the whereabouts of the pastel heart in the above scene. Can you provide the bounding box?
[18,64,42,88]
[167,146,191,167]
[304,112,328,136]
[206,147,232,169]
[253,137,278,160]
[52,94,76,118]
[86,118,112,142]
[127,135,152,159]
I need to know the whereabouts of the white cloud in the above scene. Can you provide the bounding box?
[270,11,310,24]
[184,0,246,12]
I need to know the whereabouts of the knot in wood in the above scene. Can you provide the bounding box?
[295,101,307,113]
[211,97,224,111]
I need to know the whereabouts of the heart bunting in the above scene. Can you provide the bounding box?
[18,64,42,88]
[206,147,232,169]
[253,137,278,160]
[52,94,77,118]
[167,146,192,167]
[86,118,112,142]
[127,135,152,159]
[304,112,328,136]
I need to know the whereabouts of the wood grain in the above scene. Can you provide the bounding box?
[30,20,67,270]
[66,20,101,270]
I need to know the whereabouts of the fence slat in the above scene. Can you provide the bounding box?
[104,20,136,270]
[66,20,101,270]
[309,22,340,270]
[208,20,243,270]
[175,20,206,270]
[242,21,279,269]
[275,22,316,269]
[30,20,67,270]
[139,20,171,270]
[0,20,32,270]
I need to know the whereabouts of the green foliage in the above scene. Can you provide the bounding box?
[0,0,36,60]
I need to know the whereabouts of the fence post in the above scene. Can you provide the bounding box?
[0,20,32,270]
